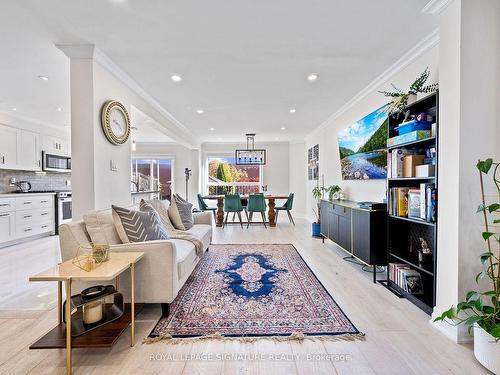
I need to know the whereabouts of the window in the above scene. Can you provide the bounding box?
[207,156,261,195]
[131,158,173,201]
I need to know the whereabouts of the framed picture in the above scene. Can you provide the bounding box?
[307,144,319,180]
[337,105,388,180]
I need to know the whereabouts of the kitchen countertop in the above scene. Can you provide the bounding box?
[130,190,160,195]
[0,192,57,197]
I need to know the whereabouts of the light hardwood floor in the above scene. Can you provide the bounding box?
[0,218,488,374]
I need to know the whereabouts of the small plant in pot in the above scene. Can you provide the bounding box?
[311,186,323,237]
[379,67,438,118]
[434,158,500,373]
[325,185,341,201]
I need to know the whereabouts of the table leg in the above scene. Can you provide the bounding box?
[216,197,224,227]
[57,280,62,324]
[65,279,72,375]
[130,263,135,347]
[268,198,276,227]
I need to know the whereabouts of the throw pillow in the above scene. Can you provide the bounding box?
[140,199,175,234]
[83,210,122,245]
[111,205,169,243]
[167,194,194,230]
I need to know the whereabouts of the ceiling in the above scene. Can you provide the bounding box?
[0,0,437,144]
[131,106,174,143]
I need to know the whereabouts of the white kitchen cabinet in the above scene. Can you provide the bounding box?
[0,124,20,169]
[0,211,15,243]
[42,135,69,155]
[20,130,41,171]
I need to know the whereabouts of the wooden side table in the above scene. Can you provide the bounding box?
[29,252,144,375]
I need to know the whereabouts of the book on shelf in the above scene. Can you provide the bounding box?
[388,263,424,294]
[389,184,436,223]
[407,189,421,218]
[387,130,432,147]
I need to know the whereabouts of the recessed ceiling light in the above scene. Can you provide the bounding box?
[171,74,182,82]
[289,108,296,113]
[11,107,17,111]
[307,73,319,81]
[38,75,49,81]
[281,127,286,130]
[56,107,62,112]
[196,109,204,114]
[209,127,215,131]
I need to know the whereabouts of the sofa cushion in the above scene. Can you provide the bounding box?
[140,199,175,234]
[168,194,194,230]
[185,224,212,250]
[169,239,199,280]
[112,205,170,243]
[83,210,122,245]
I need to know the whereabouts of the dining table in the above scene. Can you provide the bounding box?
[201,194,290,227]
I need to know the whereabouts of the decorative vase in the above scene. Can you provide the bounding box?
[474,323,500,374]
[312,222,321,237]
[407,93,418,105]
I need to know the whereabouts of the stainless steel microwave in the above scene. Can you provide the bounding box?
[42,151,71,173]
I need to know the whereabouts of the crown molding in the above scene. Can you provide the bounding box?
[0,110,69,133]
[422,0,454,15]
[309,28,440,137]
[56,44,199,148]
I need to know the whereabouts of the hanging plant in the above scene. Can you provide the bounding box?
[379,67,439,117]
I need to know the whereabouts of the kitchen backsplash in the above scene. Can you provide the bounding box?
[0,170,71,193]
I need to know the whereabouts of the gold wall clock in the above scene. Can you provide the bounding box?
[101,100,131,145]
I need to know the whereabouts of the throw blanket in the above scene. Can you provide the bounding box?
[169,230,204,257]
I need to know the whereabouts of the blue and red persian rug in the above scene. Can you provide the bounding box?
[148,244,363,342]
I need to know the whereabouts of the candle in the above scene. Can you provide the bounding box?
[83,300,103,324]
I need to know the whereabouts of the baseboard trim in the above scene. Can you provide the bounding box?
[430,307,473,344]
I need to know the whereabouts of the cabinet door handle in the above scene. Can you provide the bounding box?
[23,215,32,219]
[41,225,49,229]
[38,160,41,167]
[23,201,32,204]
[0,213,9,217]
[41,212,48,216]
[0,203,9,207]
[24,228,32,232]
[1,156,4,164]
[40,200,49,203]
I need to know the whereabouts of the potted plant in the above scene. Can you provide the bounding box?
[434,159,500,373]
[325,185,341,201]
[311,186,323,237]
[379,67,439,117]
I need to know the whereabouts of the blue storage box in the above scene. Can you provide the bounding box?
[396,120,432,135]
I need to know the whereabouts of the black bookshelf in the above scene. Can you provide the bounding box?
[380,92,438,315]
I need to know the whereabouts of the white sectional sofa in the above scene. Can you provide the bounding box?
[58,208,213,315]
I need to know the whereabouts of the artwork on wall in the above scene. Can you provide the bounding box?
[337,104,389,180]
[307,144,319,180]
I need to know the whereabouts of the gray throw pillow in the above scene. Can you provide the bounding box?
[111,205,169,243]
[168,194,194,230]
[139,199,174,235]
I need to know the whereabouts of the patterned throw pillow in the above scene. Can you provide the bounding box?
[167,194,194,230]
[111,205,169,243]
[140,199,175,234]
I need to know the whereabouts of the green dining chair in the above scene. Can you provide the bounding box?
[224,194,243,228]
[246,193,267,228]
[197,194,217,219]
[275,193,295,225]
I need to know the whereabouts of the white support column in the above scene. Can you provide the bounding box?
[433,0,500,342]
[57,45,132,219]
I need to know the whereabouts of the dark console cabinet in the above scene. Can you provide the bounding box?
[320,199,387,282]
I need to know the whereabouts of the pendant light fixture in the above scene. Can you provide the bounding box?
[235,133,266,165]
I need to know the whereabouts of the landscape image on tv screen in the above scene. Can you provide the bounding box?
[337,104,388,180]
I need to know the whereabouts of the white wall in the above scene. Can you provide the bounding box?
[200,142,290,196]
[288,142,307,217]
[303,46,439,222]
[132,142,200,203]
